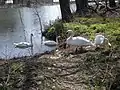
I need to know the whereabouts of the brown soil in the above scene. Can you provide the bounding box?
[0,46,120,90]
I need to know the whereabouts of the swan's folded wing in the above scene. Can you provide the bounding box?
[100,37,104,44]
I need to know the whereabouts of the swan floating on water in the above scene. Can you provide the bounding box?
[43,36,61,47]
[5,0,13,4]
[13,34,33,49]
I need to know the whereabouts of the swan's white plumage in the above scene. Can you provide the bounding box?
[13,34,33,49]
[43,36,60,47]
[66,30,94,47]
[94,35,105,45]
[14,42,32,49]
[5,0,13,4]
[66,36,93,46]
[44,40,58,46]
[94,34,111,46]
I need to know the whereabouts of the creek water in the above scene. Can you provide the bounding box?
[0,4,76,59]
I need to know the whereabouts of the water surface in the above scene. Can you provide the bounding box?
[0,4,76,59]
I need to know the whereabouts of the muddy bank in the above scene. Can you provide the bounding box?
[0,46,120,90]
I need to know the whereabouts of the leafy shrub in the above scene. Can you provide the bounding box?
[43,21,65,41]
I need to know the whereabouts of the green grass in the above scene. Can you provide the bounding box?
[45,17,120,49]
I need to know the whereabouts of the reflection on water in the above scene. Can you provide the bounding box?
[0,4,76,59]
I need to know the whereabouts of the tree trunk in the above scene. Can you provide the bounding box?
[119,0,120,5]
[1,0,6,4]
[59,0,72,22]
[75,0,82,14]
[21,0,24,5]
[84,0,88,11]
[26,0,31,7]
[109,0,116,7]
[13,0,16,4]
[75,0,88,16]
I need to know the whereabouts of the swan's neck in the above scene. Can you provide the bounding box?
[30,34,33,46]
[56,37,59,44]
[71,32,74,37]
[105,38,111,46]
[68,32,74,40]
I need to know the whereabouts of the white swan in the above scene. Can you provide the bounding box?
[5,0,13,4]
[94,34,111,47]
[43,36,61,47]
[66,30,94,51]
[14,34,33,49]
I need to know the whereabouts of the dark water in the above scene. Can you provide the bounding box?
[0,4,76,59]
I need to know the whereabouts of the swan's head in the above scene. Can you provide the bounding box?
[56,36,61,43]
[66,30,74,37]
[31,33,33,36]
[56,36,61,40]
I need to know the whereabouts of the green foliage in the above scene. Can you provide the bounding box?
[44,21,65,40]
[11,62,23,74]
[0,86,7,90]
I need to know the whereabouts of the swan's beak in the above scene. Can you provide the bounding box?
[66,31,71,37]
[66,30,71,35]
[66,31,69,35]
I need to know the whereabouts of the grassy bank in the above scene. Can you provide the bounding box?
[0,17,120,90]
[44,17,120,48]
